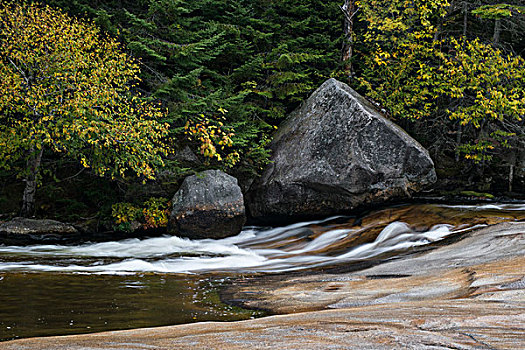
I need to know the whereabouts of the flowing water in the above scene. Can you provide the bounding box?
[1,203,524,340]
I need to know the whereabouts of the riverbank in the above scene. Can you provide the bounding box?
[3,220,523,349]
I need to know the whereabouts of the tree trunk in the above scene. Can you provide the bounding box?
[341,0,356,79]
[508,164,514,193]
[455,122,462,162]
[462,2,468,37]
[507,148,517,193]
[20,147,43,217]
[493,19,501,44]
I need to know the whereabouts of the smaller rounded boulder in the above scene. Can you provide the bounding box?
[168,170,246,239]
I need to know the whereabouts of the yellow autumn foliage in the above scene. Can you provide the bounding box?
[0,2,169,179]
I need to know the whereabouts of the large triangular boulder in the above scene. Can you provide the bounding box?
[247,78,436,218]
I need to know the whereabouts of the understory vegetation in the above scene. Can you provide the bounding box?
[0,0,524,227]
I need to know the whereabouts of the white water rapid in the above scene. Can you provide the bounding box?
[3,201,512,274]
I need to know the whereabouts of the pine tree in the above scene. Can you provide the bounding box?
[42,0,344,176]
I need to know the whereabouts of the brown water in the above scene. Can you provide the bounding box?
[1,203,524,341]
[0,273,261,341]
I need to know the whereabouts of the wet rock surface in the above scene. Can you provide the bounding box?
[4,221,524,349]
[3,299,524,349]
[247,78,436,219]
[225,221,525,313]
[168,170,246,239]
[0,217,79,244]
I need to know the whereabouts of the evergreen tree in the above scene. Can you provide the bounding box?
[43,0,344,176]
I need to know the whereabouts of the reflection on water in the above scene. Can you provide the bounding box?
[0,273,261,341]
[1,203,524,340]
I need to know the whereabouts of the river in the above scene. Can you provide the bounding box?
[1,202,524,340]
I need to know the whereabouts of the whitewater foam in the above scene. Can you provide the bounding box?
[0,217,479,274]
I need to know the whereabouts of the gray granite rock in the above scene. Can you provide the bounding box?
[0,217,79,244]
[247,78,436,218]
[168,170,246,239]
[0,217,78,235]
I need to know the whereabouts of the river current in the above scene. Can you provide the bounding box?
[1,203,524,340]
